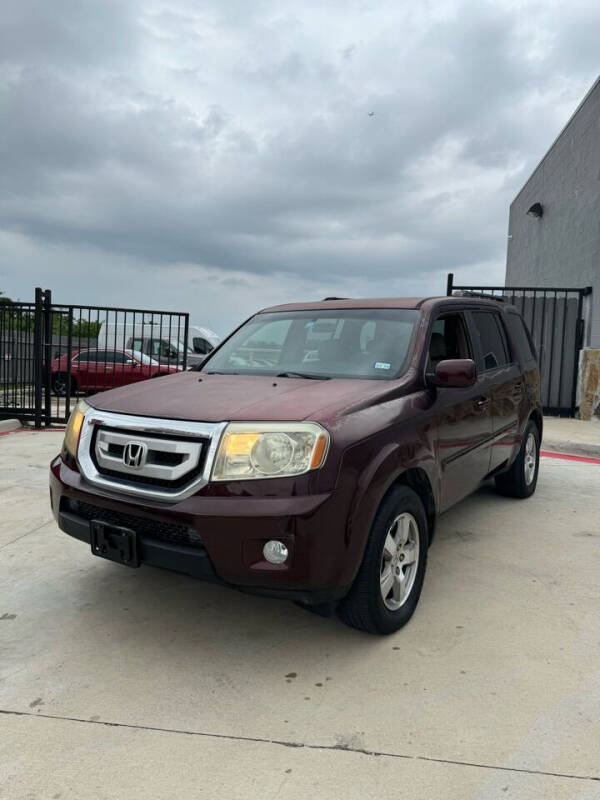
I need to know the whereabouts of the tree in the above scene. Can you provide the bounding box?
[0,294,101,338]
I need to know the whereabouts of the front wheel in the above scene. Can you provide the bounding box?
[495,420,540,498]
[338,485,428,635]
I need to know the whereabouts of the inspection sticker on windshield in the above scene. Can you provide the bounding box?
[374,362,391,370]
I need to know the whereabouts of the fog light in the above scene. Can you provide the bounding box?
[263,540,289,564]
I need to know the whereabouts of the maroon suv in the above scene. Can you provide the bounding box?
[50,296,542,634]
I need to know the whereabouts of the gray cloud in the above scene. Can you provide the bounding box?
[1,0,598,333]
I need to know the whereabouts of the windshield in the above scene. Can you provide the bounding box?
[202,308,420,379]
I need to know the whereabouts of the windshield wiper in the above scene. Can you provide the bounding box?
[276,371,331,380]
[204,370,239,375]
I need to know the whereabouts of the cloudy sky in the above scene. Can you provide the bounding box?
[1,0,598,335]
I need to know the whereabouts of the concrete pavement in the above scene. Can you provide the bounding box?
[1,429,599,799]
[543,415,600,458]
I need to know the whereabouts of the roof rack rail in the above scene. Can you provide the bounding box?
[321,296,348,301]
[451,290,506,302]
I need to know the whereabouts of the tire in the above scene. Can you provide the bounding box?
[51,372,75,397]
[495,419,540,498]
[338,485,428,635]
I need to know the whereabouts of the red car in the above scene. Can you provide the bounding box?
[51,349,180,396]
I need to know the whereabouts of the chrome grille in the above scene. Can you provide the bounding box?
[77,409,227,502]
[95,428,204,482]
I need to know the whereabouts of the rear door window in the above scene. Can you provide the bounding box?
[75,351,99,363]
[106,351,128,364]
[507,313,536,362]
[469,312,509,371]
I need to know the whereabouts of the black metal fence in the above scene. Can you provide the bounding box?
[446,274,592,417]
[1,288,190,426]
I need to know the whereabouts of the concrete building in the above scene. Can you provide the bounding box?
[506,76,600,418]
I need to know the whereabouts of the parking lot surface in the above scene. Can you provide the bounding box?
[1,429,599,799]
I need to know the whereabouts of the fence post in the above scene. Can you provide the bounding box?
[183,313,189,371]
[42,289,52,426]
[571,288,591,416]
[65,309,73,419]
[446,273,454,296]
[33,288,44,429]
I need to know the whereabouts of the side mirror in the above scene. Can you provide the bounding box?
[430,358,477,389]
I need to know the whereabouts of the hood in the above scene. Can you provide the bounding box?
[88,370,408,424]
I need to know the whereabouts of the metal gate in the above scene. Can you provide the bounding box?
[446,274,592,417]
[1,288,190,427]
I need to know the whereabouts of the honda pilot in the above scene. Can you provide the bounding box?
[50,296,542,634]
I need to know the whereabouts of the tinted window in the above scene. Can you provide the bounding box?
[74,351,98,363]
[193,337,212,355]
[94,351,125,363]
[470,312,509,371]
[105,351,128,364]
[203,308,420,380]
[428,314,472,369]
[149,339,178,358]
[507,313,536,362]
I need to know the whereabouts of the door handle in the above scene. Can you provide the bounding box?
[474,396,489,409]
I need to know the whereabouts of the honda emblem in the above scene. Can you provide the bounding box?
[123,441,147,469]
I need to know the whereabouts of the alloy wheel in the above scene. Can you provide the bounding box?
[524,432,537,485]
[379,512,420,610]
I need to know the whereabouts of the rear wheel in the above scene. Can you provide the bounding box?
[51,372,76,397]
[338,485,428,635]
[495,419,540,498]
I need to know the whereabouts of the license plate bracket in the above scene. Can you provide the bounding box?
[90,520,139,568]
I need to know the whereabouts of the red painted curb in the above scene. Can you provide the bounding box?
[540,449,600,464]
[0,428,65,437]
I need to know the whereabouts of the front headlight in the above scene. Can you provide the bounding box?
[212,422,329,481]
[62,400,89,458]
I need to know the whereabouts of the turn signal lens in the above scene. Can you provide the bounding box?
[212,422,329,481]
[62,400,89,458]
[225,432,261,455]
[310,433,329,469]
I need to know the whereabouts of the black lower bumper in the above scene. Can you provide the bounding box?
[59,510,220,581]
[57,509,345,607]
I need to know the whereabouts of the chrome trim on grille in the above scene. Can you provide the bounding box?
[95,428,203,481]
[77,408,227,502]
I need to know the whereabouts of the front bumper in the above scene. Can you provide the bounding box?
[50,456,353,605]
